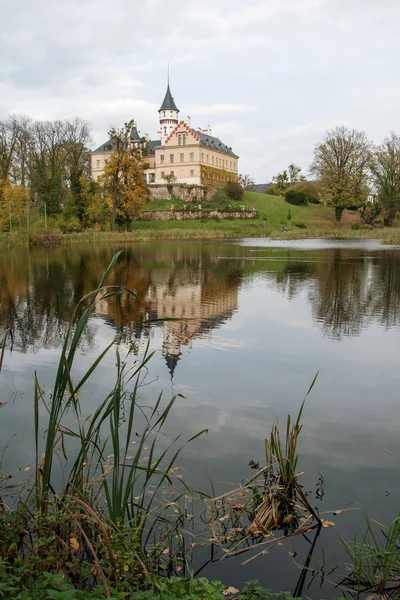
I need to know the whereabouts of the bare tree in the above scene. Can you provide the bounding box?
[239,173,255,190]
[0,116,19,183]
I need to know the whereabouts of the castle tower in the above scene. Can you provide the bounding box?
[158,80,179,145]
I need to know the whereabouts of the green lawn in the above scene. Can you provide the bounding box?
[141,191,352,233]
[1,192,400,248]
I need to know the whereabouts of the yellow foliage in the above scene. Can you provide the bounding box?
[3,185,30,204]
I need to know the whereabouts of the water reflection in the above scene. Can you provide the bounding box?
[1,242,400,365]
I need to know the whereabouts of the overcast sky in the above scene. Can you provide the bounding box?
[1,0,399,182]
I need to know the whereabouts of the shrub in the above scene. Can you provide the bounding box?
[285,190,308,206]
[225,181,244,202]
[351,223,360,230]
[294,222,307,229]
[54,215,83,233]
[362,224,373,230]
[292,181,320,204]
[267,183,282,196]
[213,188,229,205]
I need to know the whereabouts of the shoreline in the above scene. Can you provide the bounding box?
[1,225,399,248]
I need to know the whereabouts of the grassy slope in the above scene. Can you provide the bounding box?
[1,192,400,248]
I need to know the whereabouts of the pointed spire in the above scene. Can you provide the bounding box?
[165,353,180,380]
[159,67,179,112]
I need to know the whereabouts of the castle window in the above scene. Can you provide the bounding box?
[201,153,204,161]
[160,155,164,163]
[183,134,186,145]
[180,153,184,162]
[161,171,165,178]
[163,111,166,117]
[190,152,194,161]
[170,154,174,163]
[164,126,166,134]
[207,155,209,163]
[178,134,182,145]
[190,170,194,177]
[170,112,173,116]
[96,160,100,167]
[170,170,174,176]
[212,156,214,165]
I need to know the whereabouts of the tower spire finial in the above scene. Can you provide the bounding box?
[167,62,170,86]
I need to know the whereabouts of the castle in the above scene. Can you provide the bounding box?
[91,80,239,186]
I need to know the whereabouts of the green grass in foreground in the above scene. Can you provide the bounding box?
[1,192,400,247]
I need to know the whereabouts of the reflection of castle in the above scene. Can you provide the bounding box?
[146,270,238,377]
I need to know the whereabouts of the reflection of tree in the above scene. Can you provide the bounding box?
[309,251,367,340]
[2,244,399,357]
[242,247,400,341]
[309,249,400,340]
[367,253,400,329]
[0,243,243,360]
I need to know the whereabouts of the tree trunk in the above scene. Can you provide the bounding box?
[335,206,343,226]
[383,208,396,226]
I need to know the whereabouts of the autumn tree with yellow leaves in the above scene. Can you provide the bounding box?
[100,120,146,231]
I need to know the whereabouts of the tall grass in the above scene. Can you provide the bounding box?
[339,514,400,597]
[265,372,319,495]
[1,251,208,592]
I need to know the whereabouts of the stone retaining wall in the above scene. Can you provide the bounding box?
[140,210,258,221]
[147,185,216,202]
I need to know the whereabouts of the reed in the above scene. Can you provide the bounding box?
[265,372,318,496]
[339,514,400,597]
[1,251,207,593]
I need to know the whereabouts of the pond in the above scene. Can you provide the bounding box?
[1,237,400,597]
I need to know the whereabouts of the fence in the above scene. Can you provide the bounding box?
[0,202,48,232]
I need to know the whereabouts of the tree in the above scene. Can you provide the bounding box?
[311,126,372,224]
[272,170,290,195]
[0,116,19,182]
[239,173,255,190]
[29,120,67,214]
[100,120,146,230]
[371,132,400,226]
[288,164,303,186]
[63,118,92,223]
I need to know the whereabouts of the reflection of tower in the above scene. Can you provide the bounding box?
[162,323,182,378]
[158,77,179,146]
[147,268,239,379]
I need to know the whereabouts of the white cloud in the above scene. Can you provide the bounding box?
[191,104,257,115]
[0,0,399,181]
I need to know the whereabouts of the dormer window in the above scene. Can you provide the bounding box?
[178,134,182,145]
[183,134,186,145]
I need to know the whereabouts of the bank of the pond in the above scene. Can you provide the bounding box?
[1,192,399,247]
[1,224,400,249]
